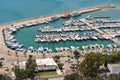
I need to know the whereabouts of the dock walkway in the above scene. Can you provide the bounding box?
[80,19,120,46]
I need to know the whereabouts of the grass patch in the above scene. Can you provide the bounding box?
[36,70,57,76]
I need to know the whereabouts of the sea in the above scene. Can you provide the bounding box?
[0,0,120,51]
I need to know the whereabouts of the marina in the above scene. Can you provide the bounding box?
[34,32,98,42]
[3,15,120,53]
[1,1,120,80]
[35,16,120,43]
[0,3,120,56]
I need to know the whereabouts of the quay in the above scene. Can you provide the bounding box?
[0,4,116,57]
[80,19,120,46]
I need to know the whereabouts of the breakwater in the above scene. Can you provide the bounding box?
[0,4,115,27]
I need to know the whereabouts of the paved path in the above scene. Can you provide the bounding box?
[80,19,120,46]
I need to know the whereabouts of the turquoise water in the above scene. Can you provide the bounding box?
[0,0,120,23]
[1,0,120,51]
[100,27,120,31]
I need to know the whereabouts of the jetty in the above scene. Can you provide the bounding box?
[80,19,120,46]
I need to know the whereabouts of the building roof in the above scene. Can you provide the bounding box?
[108,63,120,74]
[14,58,57,67]
[108,63,120,67]
[36,58,57,66]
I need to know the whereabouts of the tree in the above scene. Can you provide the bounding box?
[25,55,36,79]
[0,74,12,80]
[14,66,28,80]
[23,51,27,57]
[113,51,120,60]
[104,51,120,63]
[95,44,99,53]
[15,51,19,68]
[14,55,36,80]
[67,55,71,61]
[0,62,2,67]
[64,73,82,80]
[42,53,46,58]
[43,78,48,80]
[73,50,81,75]
[73,50,80,61]
[70,64,77,71]
[57,63,64,70]
[7,50,10,55]
[107,74,120,80]
[53,55,60,62]
[80,53,105,79]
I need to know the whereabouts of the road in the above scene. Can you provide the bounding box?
[0,53,27,71]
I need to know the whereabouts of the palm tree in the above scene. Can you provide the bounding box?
[23,51,27,57]
[73,50,81,75]
[15,51,19,68]
[42,53,46,58]
[85,46,90,53]
[95,44,99,53]
[111,44,114,53]
[67,55,70,61]
[103,47,107,55]
[7,50,10,55]
[73,50,80,61]
[70,64,77,72]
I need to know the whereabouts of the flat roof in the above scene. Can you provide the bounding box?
[108,63,120,67]
[15,58,57,66]
[36,58,57,66]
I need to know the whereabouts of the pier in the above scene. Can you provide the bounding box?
[0,4,116,57]
[80,19,120,46]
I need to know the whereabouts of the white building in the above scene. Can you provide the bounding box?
[14,58,57,71]
[108,63,120,74]
[36,58,57,71]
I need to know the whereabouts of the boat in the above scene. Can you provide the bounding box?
[91,36,98,40]
[51,16,59,21]
[71,12,81,16]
